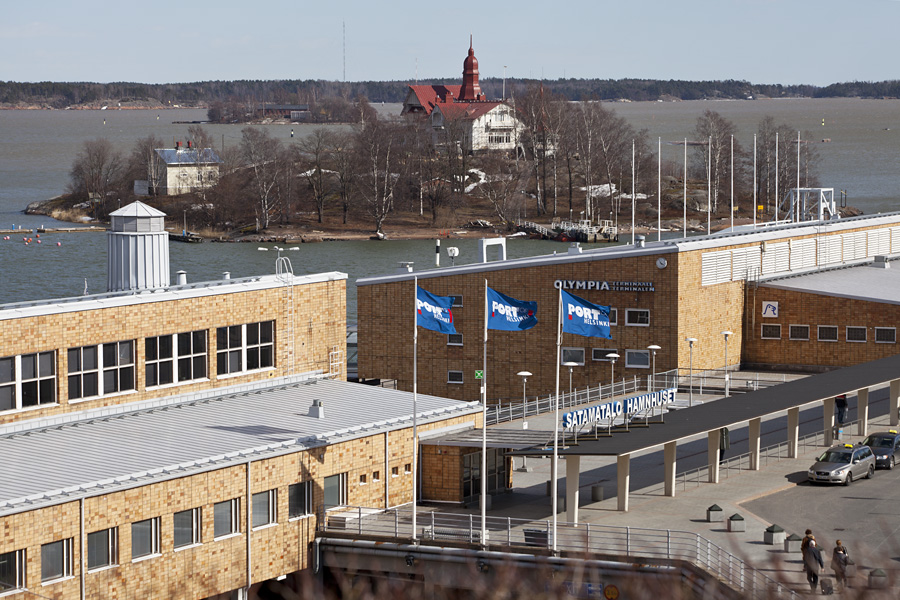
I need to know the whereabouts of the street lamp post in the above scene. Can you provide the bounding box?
[721,331,733,397]
[647,344,661,392]
[517,370,532,418]
[685,338,698,407]
[606,353,620,399]
[562,362,578,406]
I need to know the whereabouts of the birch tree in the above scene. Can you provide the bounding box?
[240,127,283,231]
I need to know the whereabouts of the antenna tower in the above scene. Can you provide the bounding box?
[343,21,346,82]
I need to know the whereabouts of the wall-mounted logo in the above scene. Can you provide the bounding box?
[762,301,779,318]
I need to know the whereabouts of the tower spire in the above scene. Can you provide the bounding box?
[459,36,483,102]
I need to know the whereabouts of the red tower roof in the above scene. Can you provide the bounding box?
[458,36,484,102]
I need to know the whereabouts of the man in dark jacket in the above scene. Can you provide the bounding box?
[804,537,825,592]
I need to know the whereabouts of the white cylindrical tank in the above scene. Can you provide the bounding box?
[106,201,170,292]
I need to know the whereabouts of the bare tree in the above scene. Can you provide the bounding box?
[478,154,524,228]
[329,131,356,225]
[692,110,740,214]
[355,114,400,235]
[69,138,124,218]
[127,135,164,196]
[298,129,334,223]
[187,125,216,151]
[239,127,283,231]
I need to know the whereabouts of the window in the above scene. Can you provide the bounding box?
[68,341,134,401]
[0,351,56,412]
[87,528,118,570]
[251,490,277,529]
[214,499,241,539]
[0,549,25,593]
[609,308,618,326]
[217,321,274,376]
[359,474,367,485]
[146,330,208,388]
[131,518,160,560]
[391,466,399,477]
[625,350,651,369]
[288,482,313,519]
[561,347,585,366]
[323,473,347,509]
[761,324,781,340]
[847,326,867,343]
[173,508,201,549]
[875,328,896,343]
[625,309,650,327]
[450,295,463,308]
[41,538,72,583]
[789,325,810,341]
[447,333,463,346]
[373,471,380,481]
[404,463,412,474]
[592,348,618,362]
[818,325,838,342]
[448,370,464,384]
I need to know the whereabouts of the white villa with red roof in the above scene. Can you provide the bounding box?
[401,40,522,154]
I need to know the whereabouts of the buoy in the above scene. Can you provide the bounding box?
[36,234,40,238]
[37,240,41,244]
[57,242,61,246]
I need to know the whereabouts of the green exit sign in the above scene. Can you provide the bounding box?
[475,370,484,379]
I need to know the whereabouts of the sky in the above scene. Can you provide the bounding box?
[1,0,898,87]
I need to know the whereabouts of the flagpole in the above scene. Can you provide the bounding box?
[412,276,418,541]
[481,279,488,543]
[552,286,562,552]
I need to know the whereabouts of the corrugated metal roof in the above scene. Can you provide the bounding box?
[760,262,900,305]
[0,378,480,516]
[155,148,222,165]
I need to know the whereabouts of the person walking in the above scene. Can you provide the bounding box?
[800,528,813,560]
[832,540,850,590]
[719,427,730,463]
[835,394,848,427]
[804,536,824,593]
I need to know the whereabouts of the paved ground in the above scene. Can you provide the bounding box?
[461,380,898,596]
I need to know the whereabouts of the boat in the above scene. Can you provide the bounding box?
[169,230,203,243]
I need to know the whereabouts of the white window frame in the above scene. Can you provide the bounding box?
[288,482,313,520]
[404,463,412,474]
[145,330,208,388]
[67,341,135,402]
[609,308,618,326]
[846,326,867,343]
[0,548,26,594]
[391,466,399,478]
[592,348,618,362]
[87,527,118,571]
[818,325,838,342]
[789,325,810,341]
[0,351,56,413]
[216,321,275,377]
[447,333,463,346]
[625,349,651,369]
[561,347,585,366]
[761,324,781,340]
[875,327,896,344]
[213,498,241,539]
[624,309,650,327]
[173,508,201,550]
[359,474,367,485]
[251,489,277,530]
[323,473,348,509]
[448,370,464,384]
[40,538,73,584]
[131,517,161,561]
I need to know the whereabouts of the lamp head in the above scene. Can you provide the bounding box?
[517,370,532,378]
[647,344,661,351]
[721,330,733,339]
[685,337,698,347]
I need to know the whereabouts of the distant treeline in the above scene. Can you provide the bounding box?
[2,77,900,108]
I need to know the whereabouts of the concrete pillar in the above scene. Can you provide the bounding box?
[891,379,900,427]
[857,388,869,437]
[787,407,800,458]
[664,441,677,497]
[566,455,581,524]
[823,396,836,446]
[616,454,631,512]
[707,430,720,484]
[748,418,761,471]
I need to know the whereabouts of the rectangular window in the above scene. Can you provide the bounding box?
[447,333,463,346]
[373,471,380,481]
[609,308,618,326]
[288,482,313,519]
[592,348,618,362]
[146,330,208,388]
[391,466,399,477]
[87,528,118,570]
[251,490,277,529]
[450,295,463,308]
[41,538,72,583]
[173,508,201,549]
[217,321,274,376]
[359,474,367,485]
[404,463,412,474]
[789,325,810,341]
[625,350,651,369]
[875,327,896,343]
[0,549,25,593]
[818,325,838,342]
[761,324,781,340]
[68,341,134,401]
[0,351,56,412]
[131,517,160,560]
[102,340,135,395]
[448,370,464,384]
[323,473,347,509]
[561,347,585,366]
[847,326,867,343]
[625,309,650,327]
[214,499,241,539]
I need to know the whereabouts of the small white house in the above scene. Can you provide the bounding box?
[431,102,521,154]
[149,143,222,196]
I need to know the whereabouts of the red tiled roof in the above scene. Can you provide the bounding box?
[434,101,502,121]
[407,85,463,115]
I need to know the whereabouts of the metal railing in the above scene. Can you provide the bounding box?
[321,506,795,599]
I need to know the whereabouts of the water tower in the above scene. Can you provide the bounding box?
[107,201,170,292]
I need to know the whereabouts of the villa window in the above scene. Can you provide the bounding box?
[0,351,56,412]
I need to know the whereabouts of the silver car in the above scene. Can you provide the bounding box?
[807,443,875,485]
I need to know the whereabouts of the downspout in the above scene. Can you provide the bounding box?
[246,459,252,597]
[80,498,85,600]
[384,431,390,508]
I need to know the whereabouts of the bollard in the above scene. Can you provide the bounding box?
[868,568,888,589]
[727,513,745,532]
[706,504,723,523]
[783,533,801,553]
[764,524,785,545]
[591,485,603,502]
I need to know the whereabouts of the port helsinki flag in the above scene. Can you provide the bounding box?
[416,286,456,334]
[486,287,537,331]
[561,290,611,338]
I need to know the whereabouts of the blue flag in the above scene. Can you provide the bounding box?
[561,290,611,338]
[486,287,538,331]
[416,286,456,334]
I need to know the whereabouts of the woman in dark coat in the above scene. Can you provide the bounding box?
[832,540,850,589]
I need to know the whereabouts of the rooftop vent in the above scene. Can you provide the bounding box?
[567,242,583,255]
[873,255,890,269]
[397,262,414,274]
[635,235,646,248]
[309,399,325,419]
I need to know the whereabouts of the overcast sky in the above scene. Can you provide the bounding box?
[2,0,897,87]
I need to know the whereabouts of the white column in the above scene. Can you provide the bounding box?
[566,455,581,524]
[857,388,869,437]
[891,379,900,427]
[664,441,677,497]
[616,454,631,512]
[787,407,800,458]
[823,396,836,446]
[707,431,720,484]
[748,418,761,471]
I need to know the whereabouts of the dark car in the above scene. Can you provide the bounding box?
[808,443,876,485]
[861,430,900,469]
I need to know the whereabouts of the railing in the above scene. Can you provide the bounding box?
[320,506,795,600]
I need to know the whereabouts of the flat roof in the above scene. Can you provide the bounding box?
[0,375,480,517]
[760,262,900,305]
